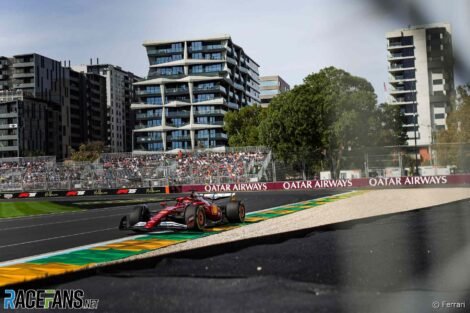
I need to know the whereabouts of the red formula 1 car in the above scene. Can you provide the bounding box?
[118,192,246,232]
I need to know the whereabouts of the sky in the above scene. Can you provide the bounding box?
[0,0,469,103]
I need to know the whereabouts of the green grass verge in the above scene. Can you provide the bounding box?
[0,202,81,218]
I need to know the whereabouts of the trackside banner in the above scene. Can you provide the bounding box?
[0,187,165,200]
[171,174,470,193]
[0,175,468,199]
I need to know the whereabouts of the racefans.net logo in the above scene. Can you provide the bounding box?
[3,289,99,310]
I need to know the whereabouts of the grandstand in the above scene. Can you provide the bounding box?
[0,148,270,191]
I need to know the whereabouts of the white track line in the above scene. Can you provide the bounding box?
[0,191,354,267]
[0,227,118,250]
[0,213,126,231]
[0,205,135,223]
[0,231,170,267]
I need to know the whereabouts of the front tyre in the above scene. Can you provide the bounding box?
[226,201,245,223]
[185,205,206,231]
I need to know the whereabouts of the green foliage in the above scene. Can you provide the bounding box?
[435,84,470,170]
[70,141,104,162]
[260,66,403,178]
[437,84,470,143]
[373,103,408,146]
[224,104,266,146]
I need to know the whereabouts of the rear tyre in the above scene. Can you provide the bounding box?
[185,205,206,231]
[226,201,245,223]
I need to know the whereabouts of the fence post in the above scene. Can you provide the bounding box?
[364,152,369,178]
[272,158,277,182]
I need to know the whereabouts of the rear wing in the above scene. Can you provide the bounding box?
[203,193,235,200]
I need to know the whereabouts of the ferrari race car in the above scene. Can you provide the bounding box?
[118,192,245,232]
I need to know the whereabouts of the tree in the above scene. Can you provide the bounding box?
[437,84,470,143]
[70,141,104,162]
[260,84,324,179]
[224,104,266,146]
[435,84,470,170]
[373,103,408,146]
[260,67,382,179]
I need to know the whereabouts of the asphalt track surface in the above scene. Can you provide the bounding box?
[0,190,340,263]
[29,198,470,313]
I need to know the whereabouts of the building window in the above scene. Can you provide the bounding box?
[261,80,278,87]
[260,89,279,96]
[191,65,203,73]
[147,119,161,127]
[156,67,183,76]
[146,97,163,105]
[195,94,215,102]
[434,113,445,119]
[191,42,202,51]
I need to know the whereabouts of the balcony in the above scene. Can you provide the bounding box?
[165,87,189,95]
[194,109,227,116]
[389,75,416,83]
[166,111,190,118]
[389,88,416,95]
[167,135,191,141]
[0,74,9,80]
[388,65,415,72]
[12,72,34,79]
[12,82,35,89]
[0,134,18,140]
[387,42,414,50]
[226,57,237,65]
[12,62,34,68]
[136,136,162,143]
[233,82,244,90]
[136,113,163,119]
[147,48,183,56]
[0,146,18,152]
[192,85,227,94]
[188,45,224,53]
[136,89,161,96]
[387,53,415,60]
[0,113,18,118]
[188,70,224,76]
[228,102,239,110]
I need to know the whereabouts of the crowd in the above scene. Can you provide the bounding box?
[0,150,269,191]
[174,151,266,184]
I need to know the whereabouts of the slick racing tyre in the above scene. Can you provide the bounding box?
[185,205,206,231]
[128,205,151,226]
[226,201,245,223]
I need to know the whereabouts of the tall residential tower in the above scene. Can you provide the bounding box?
[132,35,260,152]
[386,23,454,147]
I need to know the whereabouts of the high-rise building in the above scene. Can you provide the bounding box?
[132,34,260,152]
[259,75,290,107]
[0,53,71,159]
[69,70,107,150]
[73,63,141,152]
[386,23,455,147]
[0,90,49,158]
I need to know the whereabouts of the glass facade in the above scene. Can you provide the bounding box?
[261,80,278,87]
[134,37,260,151]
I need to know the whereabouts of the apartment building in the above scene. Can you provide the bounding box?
[386,23,455,147]
[132,34,260,152]
[73,63,141,152]
[0,53,71,158]
[69,70,107,150]
[259,75,290,107]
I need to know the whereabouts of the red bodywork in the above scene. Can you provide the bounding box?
[144,194,223,230]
